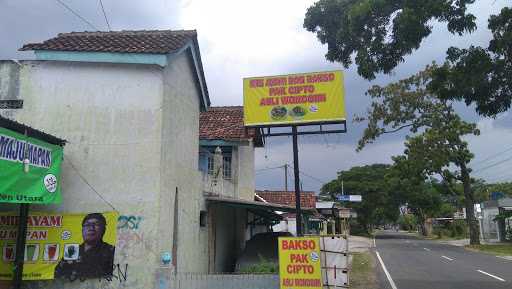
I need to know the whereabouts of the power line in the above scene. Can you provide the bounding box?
[98,0,111,31]
[255,165,285,172]
[473,154,512,174]
[471,144,512,169]
[296,168,327,185]
[482,169,512,183]
[55,0,100,31]
[66,159,118,212]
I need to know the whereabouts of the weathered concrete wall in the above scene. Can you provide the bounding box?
[480,207,499,242]
[5,60,164,289]
[208,204,247,273]
[200,142,255,201]
[236,142,255,201]
[0,61,21,120]
[0,61,20,101]
[160,52,207,274]
[202,172,236,197]
[0,56,206,288]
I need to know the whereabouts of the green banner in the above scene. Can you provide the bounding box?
[0,127,63,204]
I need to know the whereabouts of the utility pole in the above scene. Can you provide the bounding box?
[292,126,302,237]
[284,164,288,191]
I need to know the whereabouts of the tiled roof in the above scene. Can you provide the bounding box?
[255,190,317,209]
[200,106,263,146]
[19,30,197,54]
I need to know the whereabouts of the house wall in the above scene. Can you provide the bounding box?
[236,142,255,201]
[208,204,247,273]
[200,141,255,201]
[0,60,163,289]
[480,207,499,242]
[161,52,207,274]
[0,55,206,289]
[273,218,297,236]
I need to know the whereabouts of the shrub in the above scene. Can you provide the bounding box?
[398,214,417,231]
[349,219,371,237]
[239,255,278,274]
[432,220,468,239]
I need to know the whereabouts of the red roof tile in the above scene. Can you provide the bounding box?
[20,30,197,54]
[255,190,317,209]
[200,106,263,146]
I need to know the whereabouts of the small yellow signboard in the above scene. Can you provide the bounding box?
[243,71,346,127]
[278,237,322,289]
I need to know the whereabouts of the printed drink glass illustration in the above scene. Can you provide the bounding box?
[66,245,75,257]
[26,244,37,261]
[5,246,14,261]
[48,244,57,260]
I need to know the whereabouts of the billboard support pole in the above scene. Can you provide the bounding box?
[13,203,29,289]
[292,126,303,237]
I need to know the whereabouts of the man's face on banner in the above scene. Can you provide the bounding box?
[82,217,104,244]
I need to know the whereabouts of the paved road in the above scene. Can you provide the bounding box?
[374,231,512,289]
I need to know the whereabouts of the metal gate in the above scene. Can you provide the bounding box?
[170,273,279,289]
[319,235,349,288]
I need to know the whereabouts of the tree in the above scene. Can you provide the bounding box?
[485,182,512,197]
[429,8,512,116]
[321,164,398,233]
[304,1,511,116]
[387,155,445,236]
[355,66,482,244]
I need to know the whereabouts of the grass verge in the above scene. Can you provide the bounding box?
[465,244,512,256]
[350,252,377,289]
[420,234,466,241]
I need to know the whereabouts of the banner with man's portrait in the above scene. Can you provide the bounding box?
[0,211,118,280]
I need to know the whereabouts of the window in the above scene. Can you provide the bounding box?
[205,153,232,179]
[207,155,214,175]
[202,146,233,179]
[200,211,207,227]
[223,155,232,179]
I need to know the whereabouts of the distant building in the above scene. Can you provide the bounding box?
[199,107,299,273]
[478,198,512,242]
[199,106,263,200]
[255,190,322,235]
[316,201,350,234]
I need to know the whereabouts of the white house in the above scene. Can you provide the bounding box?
[1,30,210,289]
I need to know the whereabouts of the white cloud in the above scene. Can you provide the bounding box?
[180,0,330,105]
[467,115,512,183]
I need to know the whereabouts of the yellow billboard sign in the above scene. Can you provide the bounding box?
[0,211,118,280]
[243,71,346,127]
[278,237,322,289]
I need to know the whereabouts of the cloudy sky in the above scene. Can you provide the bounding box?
[1,0,511,193]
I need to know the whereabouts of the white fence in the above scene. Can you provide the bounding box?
[319,235,350,288]
[170,273,279,289]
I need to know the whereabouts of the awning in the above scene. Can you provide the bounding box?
[0,115,66,146]
[205,194,317,222]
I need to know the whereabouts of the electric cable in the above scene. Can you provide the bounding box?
[55,0,100,31]
[98,0,111,30]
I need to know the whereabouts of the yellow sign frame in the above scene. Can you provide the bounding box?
[278,236,322,289]
[243,70,346,127]
[0,212,118,280]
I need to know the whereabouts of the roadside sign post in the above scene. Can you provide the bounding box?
[337,195,362,202]
[292,126,302,236]
[13,203,29,289]
[243,70,347,237]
